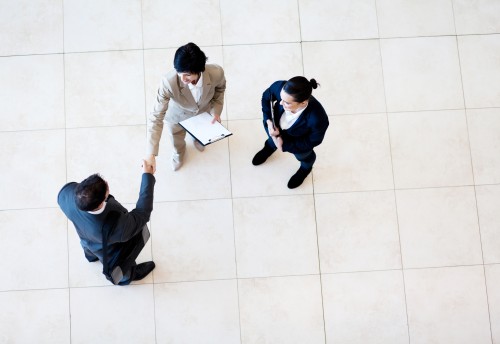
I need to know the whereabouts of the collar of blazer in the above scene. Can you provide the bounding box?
[178,71,212,105]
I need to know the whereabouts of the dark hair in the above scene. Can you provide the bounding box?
[74,174,107,211]
[173,42,208,74]
[282,76,319,103]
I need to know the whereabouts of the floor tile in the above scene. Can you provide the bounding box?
[0,209,68,291]
[228,119,313,197]
[0,289,70,344]
[0,55,64,131]
[376,0,455,38]
[458,34,500,108]
[0,0,62,56]
[389,110,473,189]
[238,275,324,344]
[302,40,386,115]
[405,266,491,344]
[453,0,500,35]
[316,191,401,273]
[152,135,232,201]
[67,205,153,287]
[233,195,318,278]
[70,285,155,343]
[468,108,500,185]
[299,0,378,40]
[0,130,66,209]
[322,271,408,344]
[154,280,240,344]
[65,51,145,128]
[66,126,147,204]
[485,264,500,343]
[151,199,236,283]
[313,114,394,193]
[476,185,500,264]
[142,0,222,49]
[381,36,464,112]
[220,0,300,45]
[396,187,483,269]
[223,43,303,120]
[64,0,142,52]
[67,223,108,287]
[143,46,225,118]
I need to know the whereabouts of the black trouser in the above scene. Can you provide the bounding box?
[107,225,150,285]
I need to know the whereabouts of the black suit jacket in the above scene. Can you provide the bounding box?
[261,80,329,153]
[57,173,155,264]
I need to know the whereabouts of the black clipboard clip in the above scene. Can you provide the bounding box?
[208,134,227,143]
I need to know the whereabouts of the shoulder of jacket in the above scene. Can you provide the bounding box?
[58,182,77,199]
[155,70,179,93]
[205,64,225,76]
[271,80,287,89]
[307,97,329,120]
[205,63,223,71]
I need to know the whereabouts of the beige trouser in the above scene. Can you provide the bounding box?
[165,122,187,155]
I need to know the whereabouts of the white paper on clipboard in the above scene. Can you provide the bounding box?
[179,112,232,146]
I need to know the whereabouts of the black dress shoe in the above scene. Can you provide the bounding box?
[252,141,276,166]
[287,167,312,189]
[132,261,155,281]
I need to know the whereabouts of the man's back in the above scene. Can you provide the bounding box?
[58,182,127,261]
[57,173,155,267]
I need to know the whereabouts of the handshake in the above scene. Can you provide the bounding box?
[141,159,155,175]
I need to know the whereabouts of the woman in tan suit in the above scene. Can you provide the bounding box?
[146,42,226,171]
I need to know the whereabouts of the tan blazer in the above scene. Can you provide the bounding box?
[147,64,226,155]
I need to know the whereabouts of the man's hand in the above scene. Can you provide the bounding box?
[211,113,221,124]
[143,155,156,174]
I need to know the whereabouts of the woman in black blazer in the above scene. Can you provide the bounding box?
[252,76,329,188]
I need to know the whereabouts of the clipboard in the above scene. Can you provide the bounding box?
[270,96,276,129]
[179,112,233,146]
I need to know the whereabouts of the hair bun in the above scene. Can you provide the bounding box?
[309,78,319,89]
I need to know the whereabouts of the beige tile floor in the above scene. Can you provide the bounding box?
[0,0,500,343]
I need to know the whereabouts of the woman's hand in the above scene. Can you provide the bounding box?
[274,136,283,152]
[266,119,283,151]
[144,154,156,174]
[266,119,279,137]
[211,113,221,124]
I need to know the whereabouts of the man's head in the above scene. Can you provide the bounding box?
[174,42,207,84]
[74,174,108,211]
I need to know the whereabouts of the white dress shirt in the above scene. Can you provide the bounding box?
[280,105,307,130]
[188,72,203,104]
[88,202,107,215]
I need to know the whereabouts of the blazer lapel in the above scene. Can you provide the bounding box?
[179,82,196,105]
[198,72,212,106]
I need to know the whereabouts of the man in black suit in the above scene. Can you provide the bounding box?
[58,160,156,285]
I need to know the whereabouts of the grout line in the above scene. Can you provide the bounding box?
[137,180,500,207]
[61,0,73,342]
[2,33,500,59]
[139,2,159,343]
[218,0,225,47]
[218,1,243,342]
[452,0,494,337]
[374,0,411,341]
[297,1,328,342]
[1,262,496,294]
[230,198,243,344]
